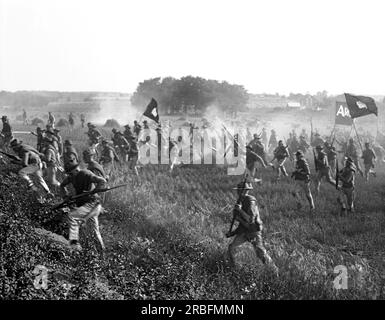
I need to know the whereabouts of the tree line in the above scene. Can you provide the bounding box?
[130,76,249,115]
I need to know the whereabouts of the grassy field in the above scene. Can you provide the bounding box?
[1,121,385,300]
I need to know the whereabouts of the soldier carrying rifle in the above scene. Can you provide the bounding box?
[291,150,315,210]
[226,181,278,274]
[59,150,108,252]
[314,145,336,194]
[336,157,356,214]
[1,115,13,152]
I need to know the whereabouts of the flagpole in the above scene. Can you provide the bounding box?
[352,120,364,153]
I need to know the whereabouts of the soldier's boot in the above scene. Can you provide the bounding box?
[307,194,315,210]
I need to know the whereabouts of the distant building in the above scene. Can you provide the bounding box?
[286,101,301,108]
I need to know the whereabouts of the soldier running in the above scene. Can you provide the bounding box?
[225,181,278,274]
[1,115,13,152]
[10,138,53,202]
[291,150,315,210]
[48,112,55,129]
[41,139,61,188]
[314,145,336,194]
[60,152,107,252]
[99,139,118,177]
[361,142,376,182]
[337,157,356,214]
[271,140,290,180]
[345,138,363,176]
[324,141,337,177]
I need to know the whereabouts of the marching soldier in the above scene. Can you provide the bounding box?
[133,120,142,137]
[80,114,86,128]
[324,141,337,176]
[42,140,61,188]
[311,132,324,148]
[22,109,28,125]
[226,181,278,274]
[9,138,53,202]
[361,142,376,182]
[86,124,102,146]
[114,131,130,162]
[123,124,133,141]
[291,150,315,210]
[245,145,264,183]
[298,135,310,154]
[48,112,55,129]
[99,139,118,177]
[127,136,139,175]
[314,145,336,194]
[261,127,268,148]
[68,113,75,129]
[53,128,63,156]
[60,152,107,252]
[268,129,278,154]
[345,138,363,177]
[1,115,13,152]
[337,157,356,214]
[32,127,44,152]
[248,134,268,166]
[271,140,290,180]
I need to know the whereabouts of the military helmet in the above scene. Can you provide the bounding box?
[365,142,370,147]
[233,181,253,190]
[316,145,323,150]
[1,115,7,120]
[64,152,79,173]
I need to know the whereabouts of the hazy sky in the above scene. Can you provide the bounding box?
[1,0,384,95]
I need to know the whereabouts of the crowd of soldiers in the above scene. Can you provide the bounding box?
[0,112,383,274]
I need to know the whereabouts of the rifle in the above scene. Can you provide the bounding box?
[0,150,22,163]
[52,184,128,210]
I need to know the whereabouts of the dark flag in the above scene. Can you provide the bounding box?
[344,93,378,118]
[143,98,159,123]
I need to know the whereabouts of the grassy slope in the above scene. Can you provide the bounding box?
[1,122,385,299]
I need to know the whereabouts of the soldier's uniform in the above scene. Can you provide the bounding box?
[54,129,63,156]
[60,157,107,252]
[43,143,61,187]
[337,157,356,213]
[314,145,336,193]
[292,150,315,210]
[345,139,363,176]
[361,143,376,181]
[133,121,142,137]
[123,125,133,141]
[68,113,75,128]
[261,128,268,148]
[99,140,117,177]
[1,116,13,152]
[298,136,310,154]
[245,146,264,183]
[112,131,130,162]
[128,137,139,175]
[10,139,52,200]
[87,125,102,146]
[272,141,290,179]
[226,181,277,273]
[324,142,337,177]
[311,133,324,148]
[35,127,44,152]
[80,114,85,128]
[48,112,55,129]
